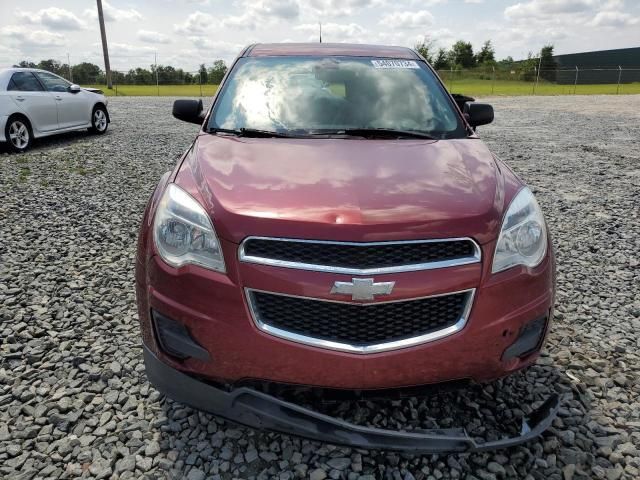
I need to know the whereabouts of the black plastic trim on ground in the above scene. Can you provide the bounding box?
[143,345,560,453]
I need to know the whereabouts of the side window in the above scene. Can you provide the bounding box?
[36,72,70,93]
[8,72,45,92]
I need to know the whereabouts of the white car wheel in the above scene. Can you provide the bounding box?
[91,107,109,134]
[6,118,32,153]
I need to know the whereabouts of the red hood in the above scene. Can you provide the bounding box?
[176,134,518,244]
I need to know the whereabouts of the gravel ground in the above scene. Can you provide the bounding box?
[1,95,639,480]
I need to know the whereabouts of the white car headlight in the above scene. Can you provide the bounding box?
[492,187,547,274]
[153,184,225,272]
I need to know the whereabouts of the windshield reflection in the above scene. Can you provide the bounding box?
[212,57,462,137]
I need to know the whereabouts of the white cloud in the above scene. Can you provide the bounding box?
[602,0,624,8]
[97,42,157,69]
[380,11,435,29]
[505,0,598,20]
[2,0,639,71]
[221,12,259,31]
[108,42,157,54]
[407,0,446,5]
[137,30,171,44]
[174,11,216,35]
[587,10,639,26]
[374,27,455,51]
[304,0,383,17]
[84,0,143,23]
[499,0,639,56]
[295,22,366,42]
[186,38,244,58]
[178,1,300,34]
[16,7,86,30]
[490,23,568,58]
[0,25,67,48]
[220,0,300,30]
[253,0,300,20]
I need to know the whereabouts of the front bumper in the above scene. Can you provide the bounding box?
[136,236,555,389]
[144,344,559,453]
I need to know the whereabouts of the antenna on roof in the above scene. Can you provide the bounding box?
[319,22,322,43]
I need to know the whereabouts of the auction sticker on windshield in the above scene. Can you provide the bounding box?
[371,59,420,69]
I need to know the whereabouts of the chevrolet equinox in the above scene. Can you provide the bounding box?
[136,43,558,453]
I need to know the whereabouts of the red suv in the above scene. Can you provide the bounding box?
[136,43,557,453]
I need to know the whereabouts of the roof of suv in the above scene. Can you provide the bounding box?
[244,43,420,59]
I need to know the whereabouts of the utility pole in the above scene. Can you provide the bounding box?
[319,22,322,43]
[96,0,112,89]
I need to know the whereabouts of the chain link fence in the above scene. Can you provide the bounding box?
[3,58,639,97]
[91,66,640,97]
[74,70,219,97]
[437,66,640,96]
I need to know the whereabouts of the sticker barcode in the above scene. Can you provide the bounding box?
[371,60,420,69]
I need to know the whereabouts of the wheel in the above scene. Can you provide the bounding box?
[89,105,109,134]
[5,116,32,153]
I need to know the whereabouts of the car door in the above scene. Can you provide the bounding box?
[35,71,89,129]
[7,72,59,133]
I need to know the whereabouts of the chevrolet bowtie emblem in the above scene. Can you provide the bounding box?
[330,278,395,301]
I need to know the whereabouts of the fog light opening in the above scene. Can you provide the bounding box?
[502,316,547,361]
[151,310,210,361]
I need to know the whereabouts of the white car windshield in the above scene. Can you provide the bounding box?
[210,56,466,139]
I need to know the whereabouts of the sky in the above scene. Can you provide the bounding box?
[0,0,638,72]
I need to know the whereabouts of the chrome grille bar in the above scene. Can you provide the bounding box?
[239,236,481,274]
[245,288,475,354]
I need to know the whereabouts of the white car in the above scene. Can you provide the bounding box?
[0,68,110,152]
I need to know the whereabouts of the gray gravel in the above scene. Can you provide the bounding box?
[1,95,639,480]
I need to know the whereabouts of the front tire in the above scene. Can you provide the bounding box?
[89,105,109,134]
[5,116,32,153]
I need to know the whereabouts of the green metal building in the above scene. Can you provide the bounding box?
[554,47,640,84]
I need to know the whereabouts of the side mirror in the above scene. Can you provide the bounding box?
[173,99,205,125]
[463,102,494,129]
[68,84,81,93]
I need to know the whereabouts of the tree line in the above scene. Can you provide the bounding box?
[13,59,229,85]
[415,39,558,80]
[15,42,560,85]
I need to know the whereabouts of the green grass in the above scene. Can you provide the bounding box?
[444,78,640,97]
[83,79,640,98]
[84,84,219,97]
[18,166,31,183]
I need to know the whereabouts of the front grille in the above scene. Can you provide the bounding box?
[247,290,472,352]
[240,237,479,273]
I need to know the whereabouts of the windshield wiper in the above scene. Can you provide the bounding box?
[308,128,437,139]
[339,128,437,139]
[208,127,295,138]
[208,127,437,139]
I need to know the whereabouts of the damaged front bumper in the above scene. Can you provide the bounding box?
[143,346,559,453]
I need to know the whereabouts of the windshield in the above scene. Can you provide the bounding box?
[209,56,466,139]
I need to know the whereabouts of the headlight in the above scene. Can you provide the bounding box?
[492,187,547,273]
[153,184,225,272]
